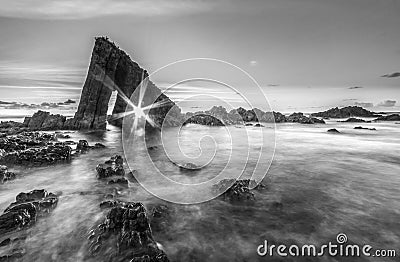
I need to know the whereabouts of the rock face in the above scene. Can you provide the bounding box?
[88,201,169,261]
[65,36,181,130]
[311,106,380,118]
[374,114,400,121]
[0,189,58,235]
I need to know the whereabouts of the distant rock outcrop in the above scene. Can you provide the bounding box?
[183,114,224,126]
[311,106,380,118]
[327,128,340,133]
[287,112,325,124]
[23,111,66,130]
[65,36,181,130]
[339,117,368,123]
[374,114,400,121]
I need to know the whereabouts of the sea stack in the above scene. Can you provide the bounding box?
[65,37,180,130]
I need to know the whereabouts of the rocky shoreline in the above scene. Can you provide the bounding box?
[0,129,270,261]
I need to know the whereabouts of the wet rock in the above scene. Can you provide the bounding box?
[76,140,90,152]
[311,106,380,118]
[0,136,72,166]
[374,114,400,121]
[176,162,202,170]
[245,123,253,126]
[327,128,340,133]
[55,133,71,139]
[94,143,106,148]
[254,123,264,127]
[213,179,265,202]
[0,189,58,235]
[88,201,169,262]
[0,165,17,183]
[354,126,376,130]
[108,177,129,186]
[96,155,125,179]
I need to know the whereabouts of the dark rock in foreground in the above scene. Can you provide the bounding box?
[213,179,266,202]
[0,189,58,235]
[88,201,169,262]
[374,114,400,121]
[311,106,380,118]
[327,128,340,133]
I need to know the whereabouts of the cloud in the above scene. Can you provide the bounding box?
[0,0,217,19]
[354,102,374,108]
[349,86,363,89]
[378,100,396,107]
[381,72,400,78]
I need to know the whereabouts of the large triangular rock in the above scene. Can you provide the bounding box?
[65,37,181,130]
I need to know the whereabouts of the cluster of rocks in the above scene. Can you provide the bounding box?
[0,132,104,166]
[212,179,266,202]
[183,114,224,126]
[96,155,129,186]
[0,189,58,261]
[0,132,72,166]
[0,165,16,183]
[311,106,381,118]
[186,106,325,126]
[88,200,169,261]
[285,112,325,124]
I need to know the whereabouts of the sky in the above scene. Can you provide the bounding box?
[0,0,399,113]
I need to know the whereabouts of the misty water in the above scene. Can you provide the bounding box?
[1,119,400,261]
